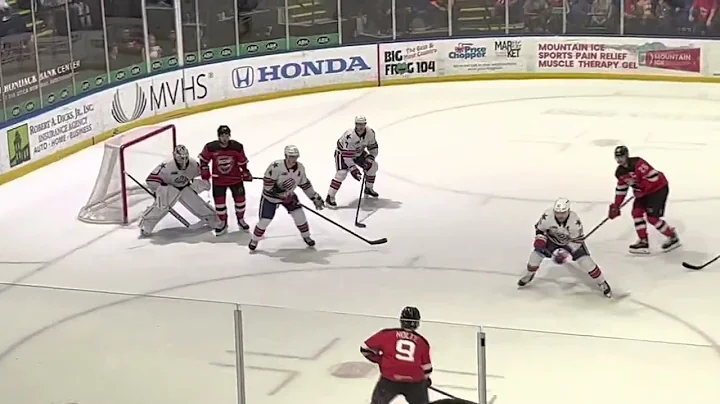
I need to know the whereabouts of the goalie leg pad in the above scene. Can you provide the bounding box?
[328,170,349,197]
[252,197,278,241]
[229,183,247,220]
[140,185,182,234]
[286,200,310,237]
[177,187,221,228]
[576,255,606,284]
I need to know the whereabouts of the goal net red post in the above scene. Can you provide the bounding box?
[78,124,177,224]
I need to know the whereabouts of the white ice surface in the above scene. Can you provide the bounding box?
[1,80,720,404]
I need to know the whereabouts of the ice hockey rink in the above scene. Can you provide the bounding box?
[1,79,720,404]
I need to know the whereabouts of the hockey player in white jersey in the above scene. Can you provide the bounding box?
[325,116,379,208]
[140,145,224,236]
[518,198,613,298]
[249,145,325,251]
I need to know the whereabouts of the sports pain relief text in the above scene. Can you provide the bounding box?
[0,38,714,174]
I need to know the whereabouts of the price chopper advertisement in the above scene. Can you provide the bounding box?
[442,39,525,74]
[381,42,439,79]
[536,40,701,75]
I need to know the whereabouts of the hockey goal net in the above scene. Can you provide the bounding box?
[78,124,177,224]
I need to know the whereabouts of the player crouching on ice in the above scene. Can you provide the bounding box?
[249,145,325,251]
[140,145,224,237]
[609,145,680,254]
[518,198,613,298]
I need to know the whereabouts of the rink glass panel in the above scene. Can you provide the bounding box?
[3,0,720,124]
[238,305,483,404]
[0,285,238,404]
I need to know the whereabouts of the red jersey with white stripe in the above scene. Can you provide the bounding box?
[198,140,249,186]
[614,157,668,205]
[361,328,432,383]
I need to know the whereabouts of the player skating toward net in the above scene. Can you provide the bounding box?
[249,145,325,251]
[139,145,223,237]
[199,125,253,236]
[518,198,613,298]
[609,145,680,254]
[360,306,432,404]
[325,116,379,208]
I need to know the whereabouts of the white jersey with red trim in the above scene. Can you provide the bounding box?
[335,127,378,168]
[261,159,318,204]
[146,157,202,190]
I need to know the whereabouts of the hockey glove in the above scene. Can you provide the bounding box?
[282,193,300,210]
[608,203,621,219]
[350,167,362,181]
[424,378,432,388]
[311,193,325,210]
[200,165,211,181]
[242,169,253,182]
[363,155,375,171]
[533,236,551,258]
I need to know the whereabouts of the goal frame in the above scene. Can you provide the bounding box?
[117,124,177,224]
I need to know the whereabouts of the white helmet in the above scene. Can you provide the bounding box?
[553,198,571,221]
[354,115,367,125]
[284,145,300,158]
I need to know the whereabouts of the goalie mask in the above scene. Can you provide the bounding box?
[173,144,190,169]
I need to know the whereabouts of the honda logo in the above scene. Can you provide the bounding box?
[232,66,254,88]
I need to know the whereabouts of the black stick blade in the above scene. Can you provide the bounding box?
[682,262,703,270]
[355,222,367,228]
[369,238,388,245]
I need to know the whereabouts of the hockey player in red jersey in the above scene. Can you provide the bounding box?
[199,125,253,236]
[608,145,680,254]
[360,306,431,404]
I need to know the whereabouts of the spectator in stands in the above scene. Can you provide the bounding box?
[689,0,717,33]
[524,0,551,32]
[590,0,617,31]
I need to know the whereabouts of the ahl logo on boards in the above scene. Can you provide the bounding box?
[232,66,254,89]
[111,83,147,124]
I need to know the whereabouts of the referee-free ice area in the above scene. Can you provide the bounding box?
[1,79,720,404]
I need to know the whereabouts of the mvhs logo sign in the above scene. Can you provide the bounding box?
[232,66,254,89]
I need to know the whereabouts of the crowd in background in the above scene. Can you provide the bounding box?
[0,0,717,122]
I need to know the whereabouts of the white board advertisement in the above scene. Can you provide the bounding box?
[534,37,704,76]
[379,41,440,81]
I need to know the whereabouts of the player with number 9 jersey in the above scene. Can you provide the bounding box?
[361,306,432,404]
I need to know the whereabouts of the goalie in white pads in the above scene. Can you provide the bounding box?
[325,116,379,208]
[518,198,613,298]
[140,145,223,236]
[249,145,325,250]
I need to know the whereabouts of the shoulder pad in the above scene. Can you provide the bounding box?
[228,140,244,151]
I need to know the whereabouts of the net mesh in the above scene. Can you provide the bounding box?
[78,125,176,224]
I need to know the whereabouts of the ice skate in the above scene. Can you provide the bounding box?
[325,195,337,208]
[364,188,379,198]
[304,236,316,247]
[214,222,228,236]
[629,239,649,254]
[661,233,680,252]
[237,218,250,231]
[600,281,612,298]
[517,272,535,287]
[248,239,258,251]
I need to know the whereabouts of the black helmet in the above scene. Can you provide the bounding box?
[218,125,231,137]
[614,145,629,158]
[400,306,421,330]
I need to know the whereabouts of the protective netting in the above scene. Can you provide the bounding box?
[77,125,176,224]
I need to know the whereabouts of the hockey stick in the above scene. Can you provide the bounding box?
[211,174,263,181]
[354,175,367,228]
[429,386,476,404]
[682,254,720,270]
[300,203,387,245]
[575,196,635,242]
[125,173,191,227]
